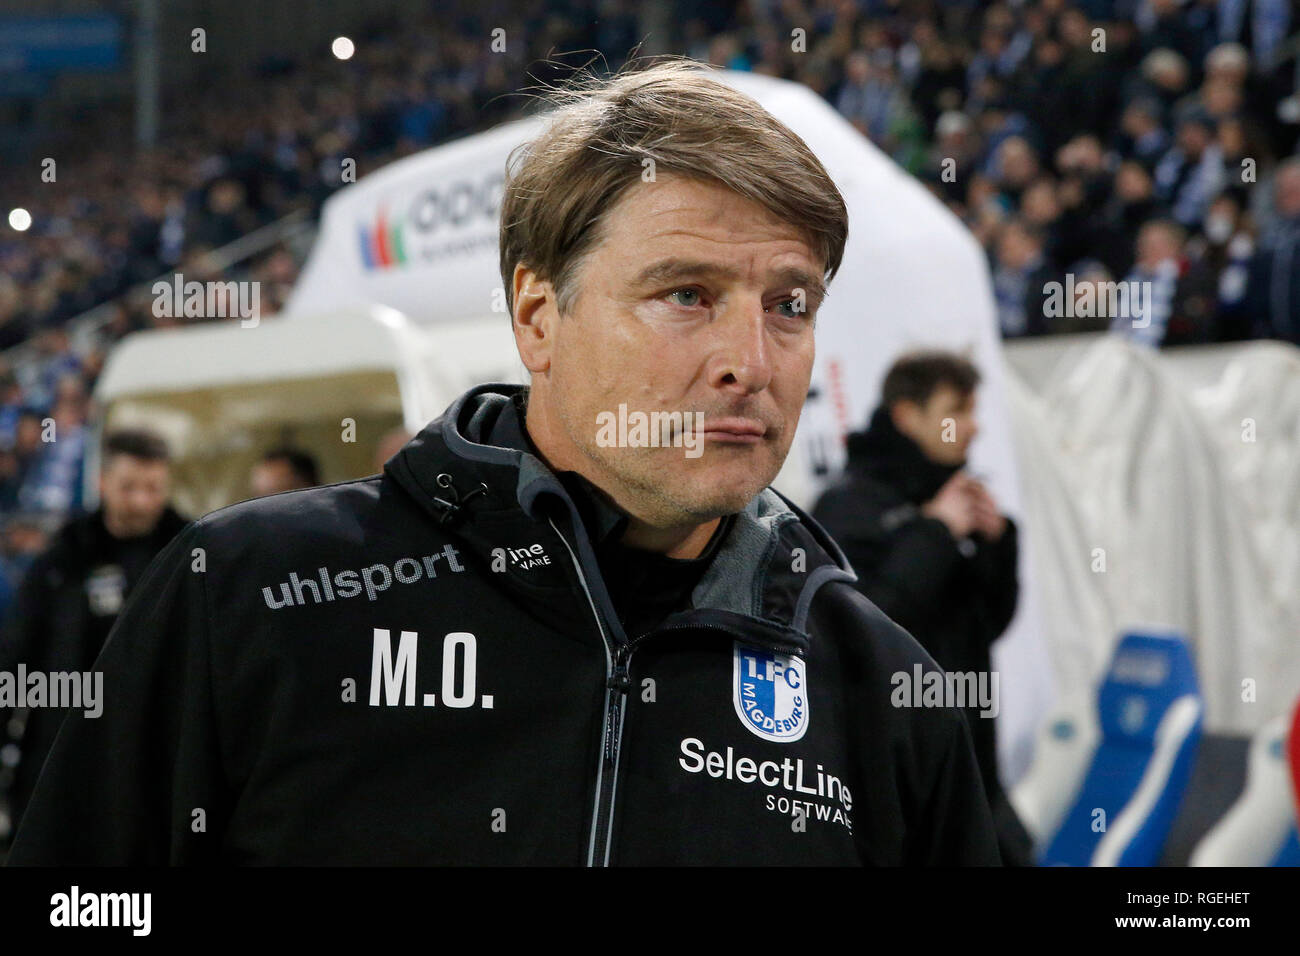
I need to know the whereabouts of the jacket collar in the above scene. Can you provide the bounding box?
[846,404,963,503]
[480,389,631,548]
[385,383,857,654]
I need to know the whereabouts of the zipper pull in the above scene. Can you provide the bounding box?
[607,643,632,694]
[604,644,632,762]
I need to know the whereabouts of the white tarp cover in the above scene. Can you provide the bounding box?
[1006,336,1300,734]
[1191,343,1300,621]
[284,70,1054,783]
[1003,370,1118,696]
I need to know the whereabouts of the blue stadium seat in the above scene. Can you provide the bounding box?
[1040,632,1203,866]
[1191,712,1300,866]
[1010,693,1098,851]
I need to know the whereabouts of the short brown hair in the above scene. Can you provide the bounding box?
[498,59,849,317]
[881,350,981,408]
[102,428,170,468]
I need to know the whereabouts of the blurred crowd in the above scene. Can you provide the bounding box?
[689,0,1300,345]
[0,1,640,614]
[2,0,1300,610]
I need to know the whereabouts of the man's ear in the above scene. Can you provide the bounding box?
[889,399,920,440]
[511,263,559,375]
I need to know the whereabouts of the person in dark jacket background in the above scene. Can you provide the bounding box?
[812,350,1032,865]
[0,428,186,845]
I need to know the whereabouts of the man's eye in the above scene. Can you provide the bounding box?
[667,289,701,307]
[772,298,802,319]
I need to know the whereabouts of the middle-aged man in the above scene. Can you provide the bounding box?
[0,428,186,839]
[10,62,1000,865]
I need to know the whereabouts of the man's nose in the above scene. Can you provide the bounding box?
[708,300,773,395]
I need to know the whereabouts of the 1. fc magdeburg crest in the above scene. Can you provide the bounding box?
[733,644,809,742]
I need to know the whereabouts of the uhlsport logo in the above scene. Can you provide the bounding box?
[733,644,809,742]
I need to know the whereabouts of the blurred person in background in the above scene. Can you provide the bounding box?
[373,427,413,474]
[0,514,53,628]
[1184,188,1257,340]
[1056,259,1120,334]
[1110,218,1186,346]
[812,350,1030,866]
[1154,109,1226,229]
[0,512,54,847]
[0,428,185,840]
[249,446,320,498]
[1049,134,1116,273]
[925,110,980,206]
[1091,160,1161,278]
[3,410,49,514]
[26,327,80,412]
[1116,97,1171,170]
[990,135,1041,208]
[13,375,89,517]
[1244,155,1300,345]
[991,218,1055,337]
[0,369,25,451]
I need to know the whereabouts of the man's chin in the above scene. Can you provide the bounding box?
[594,448,779,518]
[675,475,774,517]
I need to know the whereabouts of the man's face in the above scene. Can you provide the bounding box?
[1177,122,1210,156]
[100,455,170,538]
[250,459,306,498]
[997,226,1036,269]
[15,416,42,454]
[1137,225,1178,267]
[893,384,978,466]
[515,174,824,527]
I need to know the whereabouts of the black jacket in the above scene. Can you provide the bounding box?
[810,407,1019,803]
[9,385,1000,865]
[0,505,187,831]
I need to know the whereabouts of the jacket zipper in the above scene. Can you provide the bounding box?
[547,517,809,866]
[598,642,632,864]
[547,516,625,867]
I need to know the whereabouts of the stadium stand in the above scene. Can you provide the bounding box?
[5,0,1300,541]
[2,3,1298,870]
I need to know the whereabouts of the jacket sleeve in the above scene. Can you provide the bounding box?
[813,485,962,632]
[910,708,1003,865]
[970,517,1020,644]
[7,520,230,865]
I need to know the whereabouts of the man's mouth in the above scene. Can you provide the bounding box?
[701,418,768,444]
